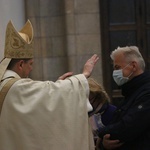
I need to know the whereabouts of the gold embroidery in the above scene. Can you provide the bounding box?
[4,20,34,58]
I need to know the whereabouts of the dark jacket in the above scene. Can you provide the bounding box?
[100,103,116,126]
[98,71,150,150]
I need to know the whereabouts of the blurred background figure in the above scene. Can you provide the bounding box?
[88,78,116,146]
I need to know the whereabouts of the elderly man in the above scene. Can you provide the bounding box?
[96,46,150,150]
[0,20,99,150]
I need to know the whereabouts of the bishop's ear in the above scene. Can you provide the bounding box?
[18,60,25,70]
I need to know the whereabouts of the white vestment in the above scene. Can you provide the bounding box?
[0,70,94,150]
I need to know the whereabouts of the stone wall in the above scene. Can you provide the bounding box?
[25,0,103,83]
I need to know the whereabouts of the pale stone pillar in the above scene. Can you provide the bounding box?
[64,0,103,83]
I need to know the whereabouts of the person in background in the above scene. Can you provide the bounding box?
[96,46,150,150]
[88,78,116,145]
[0,20,99,150]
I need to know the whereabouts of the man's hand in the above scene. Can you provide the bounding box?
[95,137,102,150]
[102,134,123,150]
[58,54,99,80]
[83,54,99,78]
[58,72,73,80]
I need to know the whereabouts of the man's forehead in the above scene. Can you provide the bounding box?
[113,55,126,69]
[113,52,125,63]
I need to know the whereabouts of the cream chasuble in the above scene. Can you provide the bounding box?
[0,70,94,150]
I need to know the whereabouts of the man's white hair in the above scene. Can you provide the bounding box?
[110,46,145,70]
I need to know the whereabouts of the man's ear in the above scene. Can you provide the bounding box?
[17,60,24,70]
[132,61,137,71]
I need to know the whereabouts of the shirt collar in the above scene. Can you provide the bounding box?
[2,70,21,80]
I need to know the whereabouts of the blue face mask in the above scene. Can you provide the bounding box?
[113,63,133,86]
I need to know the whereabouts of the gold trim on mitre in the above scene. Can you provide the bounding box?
[4,20,34,59]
